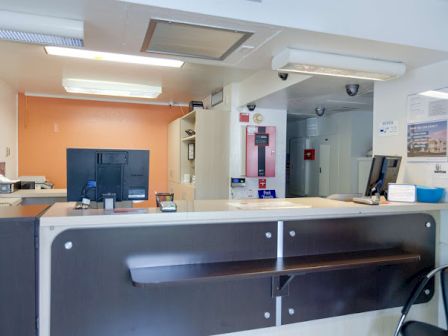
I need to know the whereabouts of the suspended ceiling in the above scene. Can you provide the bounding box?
[0,0,447,104]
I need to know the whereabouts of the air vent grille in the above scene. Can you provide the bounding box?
[142,20,253,61]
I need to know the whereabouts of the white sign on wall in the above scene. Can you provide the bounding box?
[378,120,399,136]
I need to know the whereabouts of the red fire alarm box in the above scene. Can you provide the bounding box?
[304,149,315,160]
[239,113,250,123]
[259,178,267,189]
[246,126,276,177]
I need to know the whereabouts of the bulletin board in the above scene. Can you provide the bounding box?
[407,87,448,162]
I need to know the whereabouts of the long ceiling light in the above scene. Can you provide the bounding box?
[419,90,448,100]
[0,11,83,47]
[62,78,162,99]
[46,46,184,68]
[272,48,406,81]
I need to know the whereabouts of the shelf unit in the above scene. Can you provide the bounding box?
[130,249,420,287]
[167,109,229,201]
[182,135,196,142]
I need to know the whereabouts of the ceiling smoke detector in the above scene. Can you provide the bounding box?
[141,19,253,61]
[315,106,326,117]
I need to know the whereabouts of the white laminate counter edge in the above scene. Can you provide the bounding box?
[39,198,448,228]
[0,198,22,206]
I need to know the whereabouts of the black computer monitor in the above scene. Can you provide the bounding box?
[67,148,149,202]
[364,155,401,196]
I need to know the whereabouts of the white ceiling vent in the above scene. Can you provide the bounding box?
[141,19,253,61]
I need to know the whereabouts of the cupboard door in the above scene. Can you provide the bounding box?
[167,119,181,183]
[195,109,229,200]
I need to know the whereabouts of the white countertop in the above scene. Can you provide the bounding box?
[0,197,21,206]
[0,188,66,198]
[40,197,448,228]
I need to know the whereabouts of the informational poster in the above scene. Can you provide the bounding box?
[407,95,427,122]
[407,88,448,161]
[407,121,447,160]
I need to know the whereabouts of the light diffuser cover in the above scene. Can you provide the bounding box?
[46,46,184,68]
[272,48,406,81]
[63,78,162,99]
[0,11,84,47]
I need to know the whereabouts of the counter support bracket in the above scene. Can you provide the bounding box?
[272,275,294,297]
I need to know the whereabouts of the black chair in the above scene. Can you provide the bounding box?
[394,265,448,336]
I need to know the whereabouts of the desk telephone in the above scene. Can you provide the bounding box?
[159,201,177,212]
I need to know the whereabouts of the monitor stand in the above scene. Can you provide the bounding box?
[92,201,134,209]
[75,201,134,210]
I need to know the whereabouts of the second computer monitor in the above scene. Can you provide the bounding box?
[67,148,149,202]
[364,155,401,196]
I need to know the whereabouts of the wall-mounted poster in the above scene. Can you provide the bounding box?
[407,88,448,162]
[407,120,447,161]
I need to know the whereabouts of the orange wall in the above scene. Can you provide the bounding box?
[18,94,183,206]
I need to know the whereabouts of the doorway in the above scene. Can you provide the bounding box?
[289,137,310,196]
[318,143,331,197]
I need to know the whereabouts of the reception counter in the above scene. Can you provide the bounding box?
[38,198,448,336]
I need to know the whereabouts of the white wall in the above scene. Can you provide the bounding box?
[287,111,373,196]
[374,59,448,330]
[0,79,17,178]
[230,107,287,199]
[374,60,448,190]
[212,83,287,199]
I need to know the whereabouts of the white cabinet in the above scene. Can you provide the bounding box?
[168,109,229,201]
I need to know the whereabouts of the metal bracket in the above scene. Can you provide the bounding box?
[272,275,294,297]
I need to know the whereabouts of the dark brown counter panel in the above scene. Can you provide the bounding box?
[0,205,48,336]
[47,213,435,336]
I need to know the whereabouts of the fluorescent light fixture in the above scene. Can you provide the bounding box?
[62,78,162,99]
[0,11,83,47]
[419,90,448,100]
[272,48,406,81]
[45,46,184,68]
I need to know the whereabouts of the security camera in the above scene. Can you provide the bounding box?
[315,106,326,117]
[345,84,360,96]
[278,72,289,81]
[247,103,256,112]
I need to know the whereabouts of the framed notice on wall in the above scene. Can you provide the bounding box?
[188,143,195,160]
[407,88,448,162]
[211,88,224,107]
